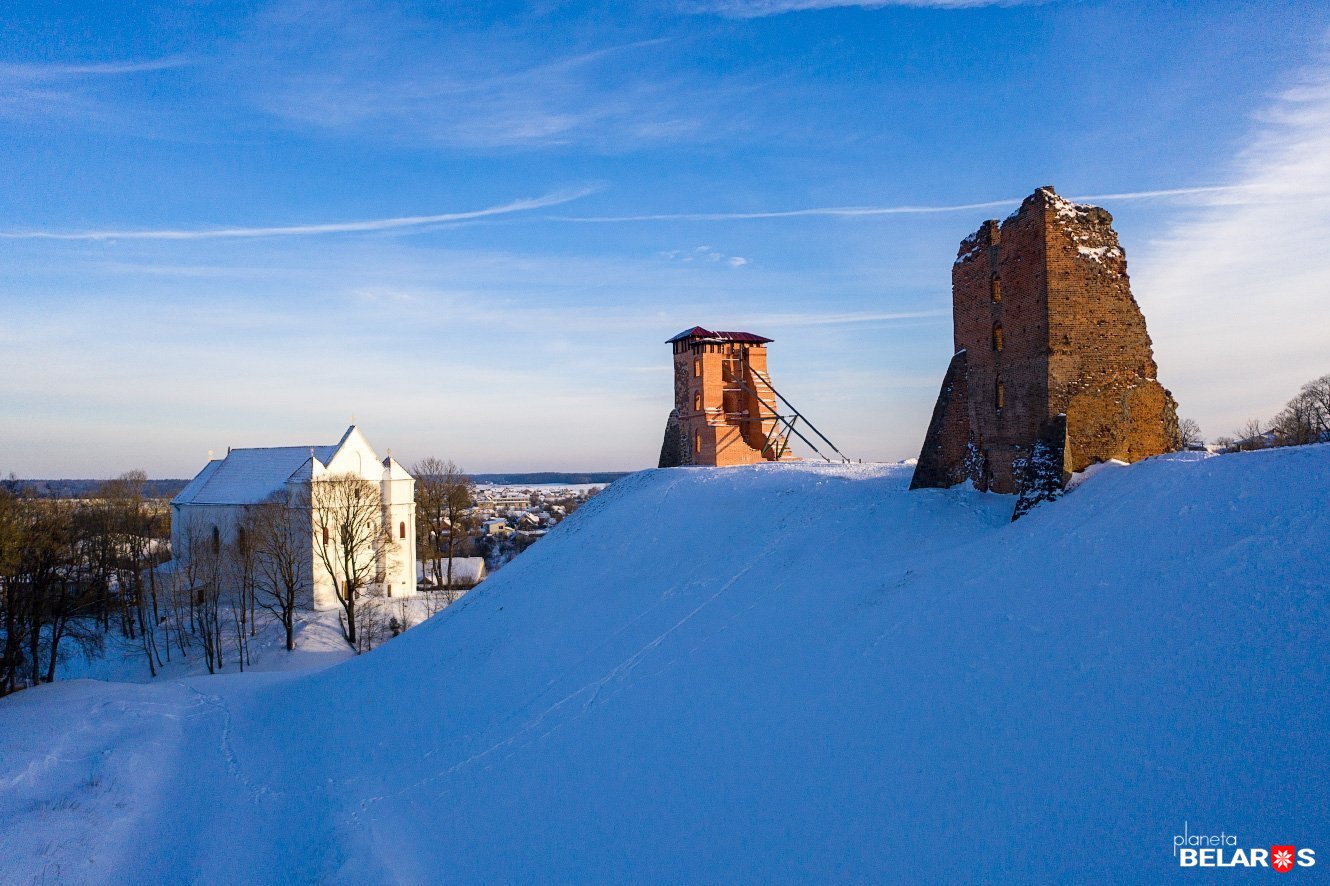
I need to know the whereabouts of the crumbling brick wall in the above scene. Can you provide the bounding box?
[912,186,1179,498]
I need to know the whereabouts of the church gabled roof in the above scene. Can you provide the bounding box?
[172,444,339,506]
[383,456,412,481]
[172,428,380,506]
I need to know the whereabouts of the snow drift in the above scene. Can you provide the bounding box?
[2,447,1328,883]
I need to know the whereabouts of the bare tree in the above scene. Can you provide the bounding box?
[0,496,100,693]
[1271,374,1330,447]
[245,492,309,652]
[0,484,24,695]
[1236,418,1267,451]
[1177,418,1203,449]
[412,458,474,602]
[309,473,392,649]
[175,522,225,674]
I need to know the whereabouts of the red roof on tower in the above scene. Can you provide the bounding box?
[666,326,773,345]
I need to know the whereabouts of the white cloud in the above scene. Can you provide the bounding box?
[556,186,1244,222]
[0,56,191,122]
[0,189,597,241]
[230,3,737,149]
[687,0,1033,18]
[1131,47,1330,440]
[0,58,190,79]
[660,245,750,267]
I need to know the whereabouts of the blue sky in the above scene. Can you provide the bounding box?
[3,0,1329,477]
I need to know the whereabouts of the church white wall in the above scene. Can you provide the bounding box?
[170,503,245,564]
[172,427,417,617]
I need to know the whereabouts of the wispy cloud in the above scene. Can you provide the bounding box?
[554,185,1247,222]
[0,58,191,79]
[0,189,597,241]
[660,245,750,266]
[0,56,190,121]
[1131,45,1330,439]
[687,0,1032,18]
[231,2,734,149]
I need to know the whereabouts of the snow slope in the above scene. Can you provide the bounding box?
[2,447,1328,883]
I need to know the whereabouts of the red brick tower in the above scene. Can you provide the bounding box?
[911,186,1180,496]
[658,327,791,467]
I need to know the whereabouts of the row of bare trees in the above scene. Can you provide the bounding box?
[412,458,475,603]
[1219,373,1330,451]
[167,490,312,674]
[0,472,168,696]
[1,458,479,695]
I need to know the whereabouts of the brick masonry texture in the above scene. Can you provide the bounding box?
[911,186,1180,495]
[658,332,787,468]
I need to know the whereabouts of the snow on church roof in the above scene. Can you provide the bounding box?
[173,445,339,506]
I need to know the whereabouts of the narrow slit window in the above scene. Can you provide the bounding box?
[323,526,329,545]
[993,323,1004,352]
[991,276,1002,303]
[694,433,702,453]
[693,391,702,412]
[995,378,1005,411]
[693,358,701,378]
[399,521,406,539]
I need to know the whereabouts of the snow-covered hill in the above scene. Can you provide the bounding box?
[2,448,1328,883]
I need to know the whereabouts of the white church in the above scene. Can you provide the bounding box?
[170,426,417,608]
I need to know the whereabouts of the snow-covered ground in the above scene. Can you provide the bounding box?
[56,607,357,684]
[2,447,1327,883]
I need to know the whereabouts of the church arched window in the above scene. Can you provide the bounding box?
[399,521,406,539]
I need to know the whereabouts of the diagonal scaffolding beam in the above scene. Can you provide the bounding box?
[747,369,851,463]
[731,374,849,463]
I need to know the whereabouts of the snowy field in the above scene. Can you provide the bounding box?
[1,447,1327,883]
[56,607,357,685]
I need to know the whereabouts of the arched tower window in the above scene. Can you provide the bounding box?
[992,323,1004,352]
[995,377,1005,411]
[694,433,702,453]
[693,391,702,412]
[693,358,701,378]
[991,275,1002,303]
[399,521,406,539]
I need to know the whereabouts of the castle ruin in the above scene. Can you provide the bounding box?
[910,186,1180,501]
[658,327,794,467]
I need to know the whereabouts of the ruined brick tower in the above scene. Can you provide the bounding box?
[658,327,792,467]
[910,186,1180,497]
